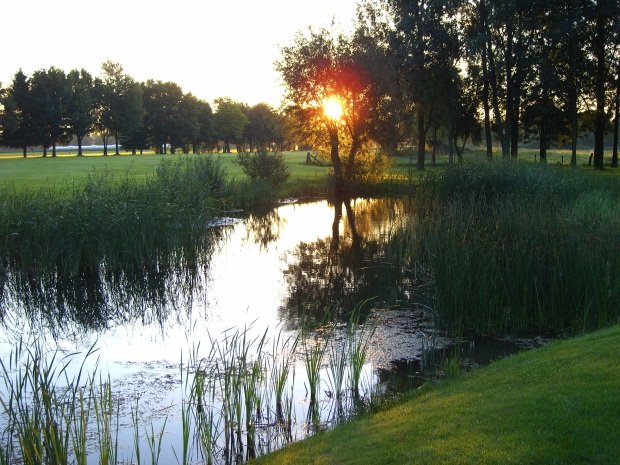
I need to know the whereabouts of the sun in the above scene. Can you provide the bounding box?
[323,96,344,120]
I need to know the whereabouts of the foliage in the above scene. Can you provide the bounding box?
[236,149,291,188]
[213,97,249,153]
[0,155,233,273]
[276,24,401,189]
[399,160,620,335]
[242,102,284,151]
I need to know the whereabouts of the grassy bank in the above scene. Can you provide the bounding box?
[252,324,620,465]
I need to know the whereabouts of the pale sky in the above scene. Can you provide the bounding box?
[1,0,359,108]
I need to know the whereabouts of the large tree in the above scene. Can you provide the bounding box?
[276,24,397,192]
[0,70,35,157]
[388,0,462,168]
[213,98,249,153]
[29,67,71,157]
[592,0,620,169]
[142,80,184,154]
[66,69,96,157]
[96,61,143,156]
[196,99,216,152]
[243,103,281,152]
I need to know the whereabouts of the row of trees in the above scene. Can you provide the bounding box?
[1,1,619,175]
[0,62,287,157]
[277,0,619,177]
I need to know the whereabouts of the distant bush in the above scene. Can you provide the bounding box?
[236,149,290,188]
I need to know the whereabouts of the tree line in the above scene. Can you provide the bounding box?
[0,61,287,157]
[1,0,619,173]
[277,0,619,177]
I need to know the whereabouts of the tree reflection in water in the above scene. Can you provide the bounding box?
[279,196,416,329]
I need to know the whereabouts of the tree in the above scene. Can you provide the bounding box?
[96,61,143,156]
[388,0,462,168]
[143,80,183,154]
[177,93,201,153]
[66,69,96,157]
[29,67,71,157]
[276,24,397,193]
[196,99,216,152]
[243,103,280,151]
[213,98,249,153]
[547,0,593,166]
[592,0,620,169]
[0,70,35,157]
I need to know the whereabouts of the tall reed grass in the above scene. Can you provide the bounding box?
[0,310,387,465]
[0,155,274,275]
[391,160,620,336]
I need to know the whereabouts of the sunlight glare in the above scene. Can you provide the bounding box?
[323,96,344,120]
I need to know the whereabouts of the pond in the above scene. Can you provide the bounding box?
[0,198,548,464]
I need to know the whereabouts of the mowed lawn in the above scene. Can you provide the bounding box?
[0,150,330,192]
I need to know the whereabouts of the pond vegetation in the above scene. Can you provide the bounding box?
[0,157,618,464]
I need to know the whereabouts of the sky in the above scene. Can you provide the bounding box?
[1,0,359,108]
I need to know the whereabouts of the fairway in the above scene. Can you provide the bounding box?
[0,150,330,192]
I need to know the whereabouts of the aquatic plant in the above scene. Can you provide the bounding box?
[390,161,620,336]
[0,155,234,275]
[301,326,329,404]
[347,301,378,397]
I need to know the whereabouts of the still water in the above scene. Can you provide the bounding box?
[0,198,544,463]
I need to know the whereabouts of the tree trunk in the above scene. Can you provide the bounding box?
[431,124,437,167]
[487,39,509,157]
[480,0,493,160]
[328,125,344,195]
[505,27,514,158]
[52,143,57,158]
[482,60,493,159]
[510,16,524,159]
[345,136,361,181]
[447,118,454,164]
[22,147,27,158]
[539,122,547,163]
[593,0,607,170]
[612,63,619,168]
[78,136,83,156]
[416,109,426,170]
[568,38,578,167]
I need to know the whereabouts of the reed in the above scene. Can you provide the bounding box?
[326,331,348,400]
[347,301,378,398]
[0,317,402,465]
[301,326,329,404]
[269,332,298,417]
[394,160,620,336]
[145,418,168,465]
[92,374,120,465]
[0,155,237,275]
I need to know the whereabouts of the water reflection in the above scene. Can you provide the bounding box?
[0,198,545,465]
[280,196,415,329]
[0,227,224,339]
[0,197,423,341]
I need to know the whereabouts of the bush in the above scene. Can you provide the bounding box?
[236,149,290,188]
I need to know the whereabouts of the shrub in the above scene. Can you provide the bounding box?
[236,149,290,188]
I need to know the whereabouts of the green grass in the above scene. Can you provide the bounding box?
[251,324,620,465]
[0,150,330,194]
